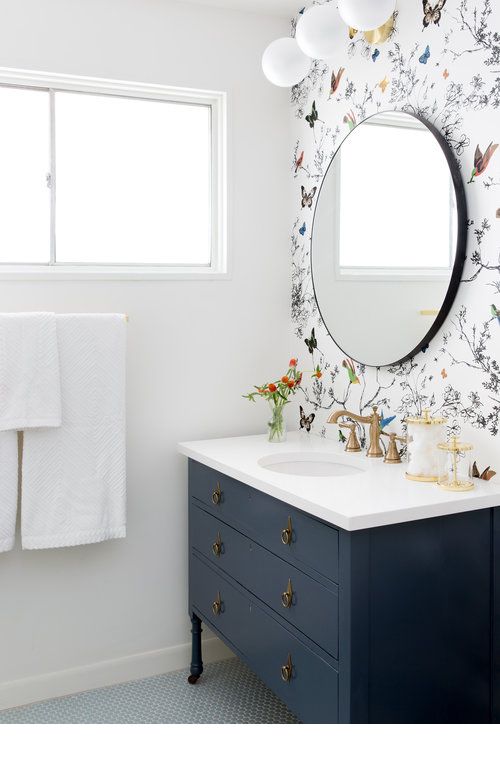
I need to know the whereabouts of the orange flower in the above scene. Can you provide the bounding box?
[281,375,289,384]
[268,383,277,392]
[312,366,322,379]
[296,373,302,385]
[288,380,295,388]
[289,358,298,367]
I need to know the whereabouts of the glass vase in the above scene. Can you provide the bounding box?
[268,400,287,443]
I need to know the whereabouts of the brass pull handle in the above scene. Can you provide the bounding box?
[281,516,293,546]
[281,578,293,609]
[281,653,293,683]
[212,532,223,557]
[212,591,222,616]
[212,482,222,506]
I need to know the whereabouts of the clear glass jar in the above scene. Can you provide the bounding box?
[437,436,474,492]
[405,409,447,482]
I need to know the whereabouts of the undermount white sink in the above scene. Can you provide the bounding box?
[258,451,365,478]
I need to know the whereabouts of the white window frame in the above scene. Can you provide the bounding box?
[0,68,227,280]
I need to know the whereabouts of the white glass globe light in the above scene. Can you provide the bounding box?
[337,0,396,31]
[262,38,311,87]
[296,4,344,60]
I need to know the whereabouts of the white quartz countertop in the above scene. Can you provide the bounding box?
[178,432,500,531]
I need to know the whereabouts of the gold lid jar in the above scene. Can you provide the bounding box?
[405,409,447,482]
[437,436,474,492]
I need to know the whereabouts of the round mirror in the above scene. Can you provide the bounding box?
[311,110,467,367]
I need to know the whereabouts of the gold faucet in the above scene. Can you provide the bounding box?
[327,405,384,458]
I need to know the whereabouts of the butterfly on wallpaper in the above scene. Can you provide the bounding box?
[419,45,431,64]
[299,222,306,236]
[342,358,360,384]
[443,68,449,79]
[343,110,357,132]
[294,149,304,173]
[378,76,389,93]
[348,27,358,39]
[371,48,380,63]
[305,100,319,129]
[304,328,317,354]
[301,185,317,208]
[338,429,347,443]
[299,406,315,432]
[330,67,345,97]
[379,412,396,430]
[491,304,500,325]
[441,368,448,378]
[468,142,499,183]
[472,462,497,481]
[422,0,447,28]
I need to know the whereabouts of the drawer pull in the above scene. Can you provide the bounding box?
[212,532,223,557]
[212,591,222,616]
[281,516,293,546]
[281,578,294,609]
[211,482,222,506]
[281,653,293,683]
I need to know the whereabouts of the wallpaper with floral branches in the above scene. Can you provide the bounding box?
[290,0,500,468]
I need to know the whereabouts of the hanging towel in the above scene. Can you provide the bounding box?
[0,312,61,431]
[0,431,18,553]
[21,314,126,549]
[0,312,61,553]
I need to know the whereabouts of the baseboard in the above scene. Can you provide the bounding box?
[0,635,233,711]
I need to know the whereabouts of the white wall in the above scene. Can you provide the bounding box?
[0,0,291,706]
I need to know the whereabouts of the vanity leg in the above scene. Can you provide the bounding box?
[188,612,203,684]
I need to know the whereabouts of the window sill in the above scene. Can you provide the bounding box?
[0,265,230,281]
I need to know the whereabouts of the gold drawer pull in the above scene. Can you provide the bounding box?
[212,482,222,505]
[281,516,293,546]
[281,578,293,609]
[281,653,293,683]
[212,591,222,616]
[212,532,223,557]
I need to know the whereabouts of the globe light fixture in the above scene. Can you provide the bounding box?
[261,37,311,87]
[337,0,396,32]
[296,3,344,60]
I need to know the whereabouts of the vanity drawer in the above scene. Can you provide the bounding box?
[189,552,249,655]
[245,600,339,724]
[190,554,339,724]
[190,503,339,658]
[189,460,339,584]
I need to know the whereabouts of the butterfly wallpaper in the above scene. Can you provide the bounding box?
[289,0,500,469]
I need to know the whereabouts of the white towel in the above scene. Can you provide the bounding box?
[21,314,126,549]
[0,431,18,553]
[0,312,61,553]
[0,312,61,431]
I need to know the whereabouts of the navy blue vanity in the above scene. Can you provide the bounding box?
[187,458,500,723]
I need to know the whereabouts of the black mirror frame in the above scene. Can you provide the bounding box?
[310,109,468,368]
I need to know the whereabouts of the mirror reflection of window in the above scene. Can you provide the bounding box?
[334,112,456,275]
[311,110,466,367]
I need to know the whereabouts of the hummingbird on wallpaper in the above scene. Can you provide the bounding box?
[468,142,498,183]
[342,358,359,384]
[343,110,356,132]
[491,304,500,325]
[329,67,345,97]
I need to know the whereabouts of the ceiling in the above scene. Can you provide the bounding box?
[174,0,300,18]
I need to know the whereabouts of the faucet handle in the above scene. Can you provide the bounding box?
[383,432,406,464]
[340,422,361,453]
